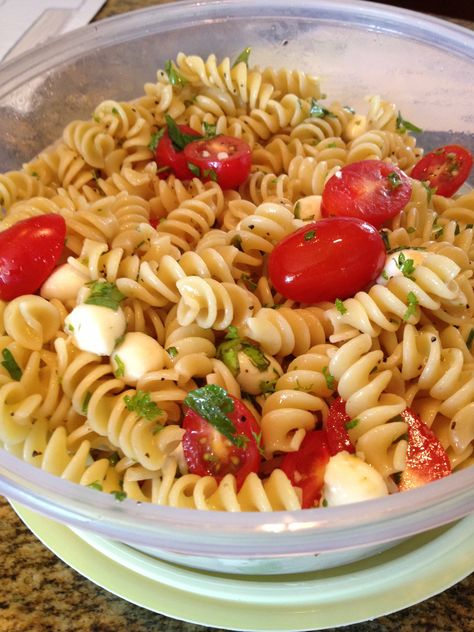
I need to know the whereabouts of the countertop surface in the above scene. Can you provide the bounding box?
[1,1,474,631]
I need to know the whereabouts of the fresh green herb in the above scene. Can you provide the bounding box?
[387,170,402,189]
[304,229,316,241]
[294,201,301,219]
[152,424,165,434]
[1,348,22,381]
[87,481,103,491]
[108,452,120,465]
[225,325,240,340]
[93,114,101,123]
[165,114,202,151]
[406,226,416,234]
[31,171,39,178]
[232,47,251,68]
[113,355,125,378]
[217,327,269,377]
[310,99,335,118]
[326,141,337,148]
[335,298,347,315]
[259,379,277,394]
[111,490,127,501]
[156,165,171,175]
[166,346,178,358]
[187,162,201,177]
[84,280,125,311]
[322,366,335,390]
[82,391,92,415]
[322,498,329,507]
[203,168,218,181]
[345,418,359,430]
[403,291,419,321]
[148,128,165,151]
[203,122,217,138]
[432,222,444,239]
[396,112,422,134]
[395,252,416,279]
[124,390,163,421]
[183,384,246,447]
[421,180,435,202]
[466,328,474,350]
[165,60,187,86]
[112,107,119,115]
[240,273,257,290]
[381,270,389,280]
[251,429,266,457]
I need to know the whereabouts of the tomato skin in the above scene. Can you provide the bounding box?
[183,135,252,189]
[325,397,355,456]
[182,395,261,489]
[0,214,66,301]
[399,408,451,491]
[155,124,202,180]
[321,160,412,228]
[268,217,386,303]
[281,430,330,508]
[410,145,473,197]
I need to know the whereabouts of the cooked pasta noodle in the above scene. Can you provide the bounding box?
[0,50,472,511]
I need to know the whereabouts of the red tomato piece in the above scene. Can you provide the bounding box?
[325,397,355,456]
[410,145,473,197]
[182,395,261,489]
[183,135,252,189]
[321,160,412,228]
[399,408,451,491]
[0,214,66,301]
[268,217,386,303]
[155,123,202,180]
[281,430,330,508]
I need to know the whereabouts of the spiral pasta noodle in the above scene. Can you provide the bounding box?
[0,50,472,512]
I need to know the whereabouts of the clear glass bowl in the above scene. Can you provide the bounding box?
[0,0,473,575]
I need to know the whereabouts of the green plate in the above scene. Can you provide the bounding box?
[11,501,474,631]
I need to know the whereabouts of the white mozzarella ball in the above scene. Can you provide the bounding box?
[322,451,389,506]
[111,332,168,385]
[236,351,282,395]
[40,263,89,302]
[64,304,126,356]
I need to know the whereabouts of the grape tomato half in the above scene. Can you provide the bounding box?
[410,145,473,197]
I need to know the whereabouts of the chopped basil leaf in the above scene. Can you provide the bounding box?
[420,180,435,202]
[251,429,266,457]
[225,325,240,340]
[304,229,316,241]
[259,379,277,394]
[108,452,120,465]
[111,490,127,501]
[82,391,92,415]
[166,346,178,358]
[218,341,240,377]
[148,128,165,151]
[466,328,474,350]
[183,384,245,447]
[345,418,359,430]
[165,114,202,151]
[203,122,217,138]
[1,348,22,381]
[87,481,103,491]
[232,47,251,68]
[396,111,422,134]
[203,168,218,182]
[124,390,163,421]
[403,291,419,320]
[335,298,347,315]
[84,280,125,311]
[382,270,389,280]
[242,344,270,372]
[187,162,201,177]
[387,170,402,189]
[113,355,125,378]
[164,60,187,87]
[395,252,416,279]
[310,99,335,118]
[240,273,257,290]
[322,366,335,390]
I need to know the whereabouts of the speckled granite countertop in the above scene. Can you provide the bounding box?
[1,1,474,631]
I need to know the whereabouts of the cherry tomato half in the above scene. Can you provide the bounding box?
[183,135,252,189]
[410,145,473,197]
[281,430,330,508]
[182,395,261,489]
[0,214,66,301]
[325,397,355,456]
[268,217,386,303]
[321,160,412,229]
[398,408,451,491]
[155,123,202,180]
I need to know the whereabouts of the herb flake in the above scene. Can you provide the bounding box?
[1,348,22,381]
[124,390,163,421]
[85,280,125,311]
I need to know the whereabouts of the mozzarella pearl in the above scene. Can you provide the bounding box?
[322,451,389,506]
[111,332,168,385]
[64,304,126,356]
